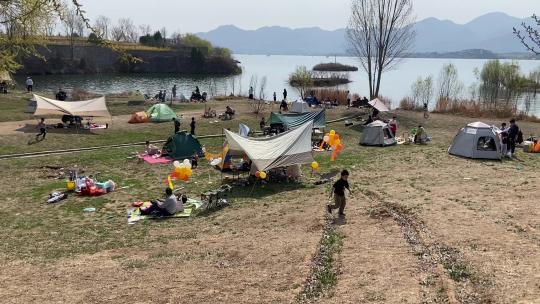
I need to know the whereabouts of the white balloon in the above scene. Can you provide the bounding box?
[183,159,190,165]
[173,161,181,168]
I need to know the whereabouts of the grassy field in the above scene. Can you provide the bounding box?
[0,94,539,303]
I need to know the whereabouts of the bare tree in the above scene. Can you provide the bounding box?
[437,63,463,100]
[410,76,433,108]
[110,24,124,41]
[514,15,540,54]
[160,26,167,46]
[94,15,111,39]
[258,76,267,100]
[229,76,236,96]
[62,3,85,60]
[119,18,137,42]
[110,18,137,42]
[139,24,152,37]
[347,0,416,99]
[249,75,258,98]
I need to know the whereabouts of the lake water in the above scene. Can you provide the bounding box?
[19,54,540,116]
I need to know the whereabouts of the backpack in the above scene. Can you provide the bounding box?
[517,130,523,144]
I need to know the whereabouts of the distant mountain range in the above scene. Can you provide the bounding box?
[197,12,538,58]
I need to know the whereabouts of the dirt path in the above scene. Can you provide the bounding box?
[0,110,206,135]
[319,197,423,303]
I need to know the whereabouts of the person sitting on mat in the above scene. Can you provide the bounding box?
[141,187,178,216]
[145,141,160,156]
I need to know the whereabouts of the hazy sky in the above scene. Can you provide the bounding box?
[81,0,539,33]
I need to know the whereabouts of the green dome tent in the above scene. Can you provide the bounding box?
[163,132,204,160]
[147,104,178,123]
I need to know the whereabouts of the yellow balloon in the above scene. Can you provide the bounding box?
[311,161,319,170]
[259,171,267,179]
[329,130,336,135]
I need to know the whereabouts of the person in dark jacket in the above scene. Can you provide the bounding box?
[327,170,352,217]
[173,118,181,133]
[55,88,67,101]
[283,88,287,101]
[190,117,196,135]
[507,119,519,157]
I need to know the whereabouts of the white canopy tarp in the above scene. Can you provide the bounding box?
[33,94,110,117]
[225,121,314,171]
[369,98,390,112]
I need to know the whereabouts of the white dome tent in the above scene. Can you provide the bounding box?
[448,122,502,160]
[360,120,397,147]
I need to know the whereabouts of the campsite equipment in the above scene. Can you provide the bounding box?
[163,132,204,160]
[290,101,310,113]
[170,159,193,182]
[147,104,178,122]
[320,130,344,160]
[66,180,76,191]
[47,192,68,204]
[128,104,178,123]
[268,110,326,131]
[33,94,111,118]
[224,121,314,172]
[128,111,149,123]
[448,122,502,160]
[360,121,397,146]
[368,98,390,112]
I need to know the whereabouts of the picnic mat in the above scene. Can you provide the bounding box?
[128,199,203,224]
[139,154,173,164]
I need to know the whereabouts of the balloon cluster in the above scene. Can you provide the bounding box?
[321,130,344,161]
[255,171,267,179]
[169,159,193,185]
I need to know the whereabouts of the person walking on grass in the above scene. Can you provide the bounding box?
[507,119,519,158]
[190,117,196,135]
[327,170,351,217]
[173,118,180,134]
[36,118,46,141]
[26,77,33,92]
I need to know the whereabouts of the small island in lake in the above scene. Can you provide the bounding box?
[312,62,356,87]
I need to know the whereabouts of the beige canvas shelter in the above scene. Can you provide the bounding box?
[33,94,110,117]
[369,98,390,112]
[224,121,314,171]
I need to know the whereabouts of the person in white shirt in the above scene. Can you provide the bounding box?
[26,77,34,92]
[141,187,178,216]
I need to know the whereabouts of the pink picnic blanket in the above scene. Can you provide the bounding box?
[139,154,173,164]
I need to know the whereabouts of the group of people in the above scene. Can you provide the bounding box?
[499,119,521,158]
[171,117,197,135]
[190,86,207,102]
